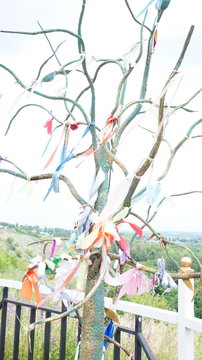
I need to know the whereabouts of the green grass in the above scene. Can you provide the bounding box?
[105,315,202,360]
[2,304,78,360]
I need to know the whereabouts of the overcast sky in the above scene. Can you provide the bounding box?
[0,0,202,232]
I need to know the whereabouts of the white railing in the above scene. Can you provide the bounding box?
[0,277,201,360]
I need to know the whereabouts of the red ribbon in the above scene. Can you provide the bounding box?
[44,117,54,135]
[121,220,143,238]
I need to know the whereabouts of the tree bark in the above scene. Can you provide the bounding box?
[79,253,104,360]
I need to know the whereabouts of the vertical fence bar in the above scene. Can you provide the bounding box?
[28,307,36,360]
[13,304,21,360]
[77,319,82,343]
[0,287,8,360]
[43,311,51,360]
[113,327,121,360]
[135,315,142,360]
[178,257,194,360]
[59,302,67,360]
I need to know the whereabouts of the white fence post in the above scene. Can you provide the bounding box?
[178,257,194,360]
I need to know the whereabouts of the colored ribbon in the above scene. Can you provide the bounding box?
[119,250,127,265]
[146,181,161,205]
[37,252,87,307]
[136,0,156,18]
[121,220,143,238]
[153,28,158,50]
[37,261,46,278]
[154,258,177,288]
[119,235,130,258]
[67,120,79,130]
[56,123,93,171]
[99,116,118,143]
[42,127,65,172]
[43,117,54,135]
[44,122,93,200]
[104,320,115,349]
[104,267,150,301]
[20,268,42,305]
[81,221,121,252]
[50,238,61,257]
[66,231,77,249]
[81,218,142,255]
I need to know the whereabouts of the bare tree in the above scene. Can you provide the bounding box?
[0,1,202,359]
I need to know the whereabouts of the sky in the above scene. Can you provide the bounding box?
[0,0,202,232]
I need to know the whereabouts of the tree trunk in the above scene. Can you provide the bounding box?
[79,253,104,360]
[79,154,110,359]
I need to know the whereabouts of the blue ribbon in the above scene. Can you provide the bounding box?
[104,320,114,349]
[155,0,163,10]
[56,122,93,171]
[155,0,171,11]
[44,122,94,200]
[147,181,161,205]
[66,231,77,249]
[136,0,170,18]
[136,0,156,18]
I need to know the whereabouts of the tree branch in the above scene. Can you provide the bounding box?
[5,104,62,136]
[0,168,88,206]
[124,0,152,33]
[0,64,90,124]
[158,119,202,181]
[108,253,200,279]
[170,88,202,114]
[121,25,196,207]
[104,334,134,359]
[0,28,85,51]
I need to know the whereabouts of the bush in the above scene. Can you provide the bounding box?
[123,290,173,311]
[25,248,33,257]
[16,249,22,257]
[0,248,27,273]
[6,237,14,244]
[0,249,9,271]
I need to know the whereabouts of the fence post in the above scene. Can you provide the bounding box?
[178,257,194,360]
[113,327,121,360]
[135,315,142,360]
[0,287,8,360]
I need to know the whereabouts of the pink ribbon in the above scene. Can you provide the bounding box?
[104,267,150,301]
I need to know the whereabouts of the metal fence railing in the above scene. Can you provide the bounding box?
[0,285,155,360]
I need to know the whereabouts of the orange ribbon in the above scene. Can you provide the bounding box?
[20,268,42,305]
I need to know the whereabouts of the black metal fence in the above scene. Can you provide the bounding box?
[0,287,155,360]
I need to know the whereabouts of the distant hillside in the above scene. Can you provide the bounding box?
[0,226,71,280]
[0,223,71,265]
[0,227,44,260]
